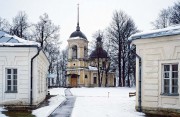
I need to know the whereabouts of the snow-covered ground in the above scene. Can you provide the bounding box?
[0,87,145,117]
[71,87,145,117]
[0,107,6,117]
[0,88,66,117]
[32,88,66,117]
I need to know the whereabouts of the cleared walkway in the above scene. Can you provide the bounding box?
[49,88,76,117]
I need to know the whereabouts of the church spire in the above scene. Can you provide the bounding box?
[76,4,80,31]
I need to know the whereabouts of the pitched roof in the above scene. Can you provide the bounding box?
[129,25,180,41]
[0,31,40,47]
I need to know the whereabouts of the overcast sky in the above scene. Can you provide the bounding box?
[0,0,179,48]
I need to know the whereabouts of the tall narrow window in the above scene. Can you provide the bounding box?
[93,77,97,84]
[84,46,88,58]
[163,64,178,95]
[6,68,17,92]
[72,45,77,59]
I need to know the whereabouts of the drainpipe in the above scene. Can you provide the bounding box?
[128,41,142,112]
[30,47,41,106]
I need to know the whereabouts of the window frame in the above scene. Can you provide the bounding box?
[5,68,18,93]
[72,45,78,59]
[162,64,179,96]
[93,77,97,84]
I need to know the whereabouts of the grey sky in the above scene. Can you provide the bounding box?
[0,0,179,48]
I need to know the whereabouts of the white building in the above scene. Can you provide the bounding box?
[130,25,180,116]
[0,31,49,108]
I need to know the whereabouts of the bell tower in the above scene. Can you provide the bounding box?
[66,4,89,87]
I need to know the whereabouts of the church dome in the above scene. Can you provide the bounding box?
[90,48,108,58]
[70,29,87,39]
[90,36,108,59]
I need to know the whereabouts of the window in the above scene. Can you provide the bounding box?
[84,46,88,58]
[93,77,97,84]
[85,75,88,78]
[72,45,77,59]
[6,68,17,93]
[162,64,178,95]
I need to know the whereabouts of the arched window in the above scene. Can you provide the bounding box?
[72,45,77,59]
[84,46,88,58]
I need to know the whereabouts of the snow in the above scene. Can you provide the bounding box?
[32,88,66,117]
[88,66,98,70]
[70,87,145,117]
[48,88,66,96]
[129,25,180,40]
[69,36,85,40]
[47,73,57,78]
[0,107,6,117]
[0,87,145,117]
[0,31,40,47]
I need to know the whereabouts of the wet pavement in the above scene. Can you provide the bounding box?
[49,88,76,117]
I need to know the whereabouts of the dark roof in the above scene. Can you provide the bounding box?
[90,35,108,59]
[90,48,108,59]
[69,24,87,40]
[96,36,102,42]
[70,30,87,39]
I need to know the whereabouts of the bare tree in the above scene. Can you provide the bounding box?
[106,10,137,87]
[59,49,68,87]
[0,17,11,32]
[33,13,59,48]
[152,8,172,29]
[10,11,29,38]
[152,2,180,29]
[54,48,68,87]
[170,2,180,25]
[127,44,136,87]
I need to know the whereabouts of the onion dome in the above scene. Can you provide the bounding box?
[90,36,108,58]
[90,48,108,58]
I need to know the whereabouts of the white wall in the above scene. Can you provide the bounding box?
[0,47,49,106]
[33,50,49,105]
[0,47,36,105]
[133,35,180,110]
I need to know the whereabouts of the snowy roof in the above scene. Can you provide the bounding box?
[88,66,98,71]
[129,25,180,41]
[47,73,57,78]
[68,36,87,40]
[0,31,40,47]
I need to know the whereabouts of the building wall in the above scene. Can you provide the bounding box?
[67,39,88,59]
[0,47,36,105]
[33,51,49,105]
[0,47,49,106]
[66,69,115,87]
[133,35,180,114]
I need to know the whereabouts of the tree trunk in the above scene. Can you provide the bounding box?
[97,58,101,87]
[105,71,108,87]
[118,51,122,87]
[122,56,125,87]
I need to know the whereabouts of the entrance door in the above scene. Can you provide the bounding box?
[71,78,77,87]
[71,74,78,87]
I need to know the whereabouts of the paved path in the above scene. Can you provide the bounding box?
[49,88,76,117]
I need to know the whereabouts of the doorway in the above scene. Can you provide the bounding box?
[71,74,78,87]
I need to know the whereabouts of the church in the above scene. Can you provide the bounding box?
[66,6,115,87]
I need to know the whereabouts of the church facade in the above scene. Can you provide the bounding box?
[66,16,115,87]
